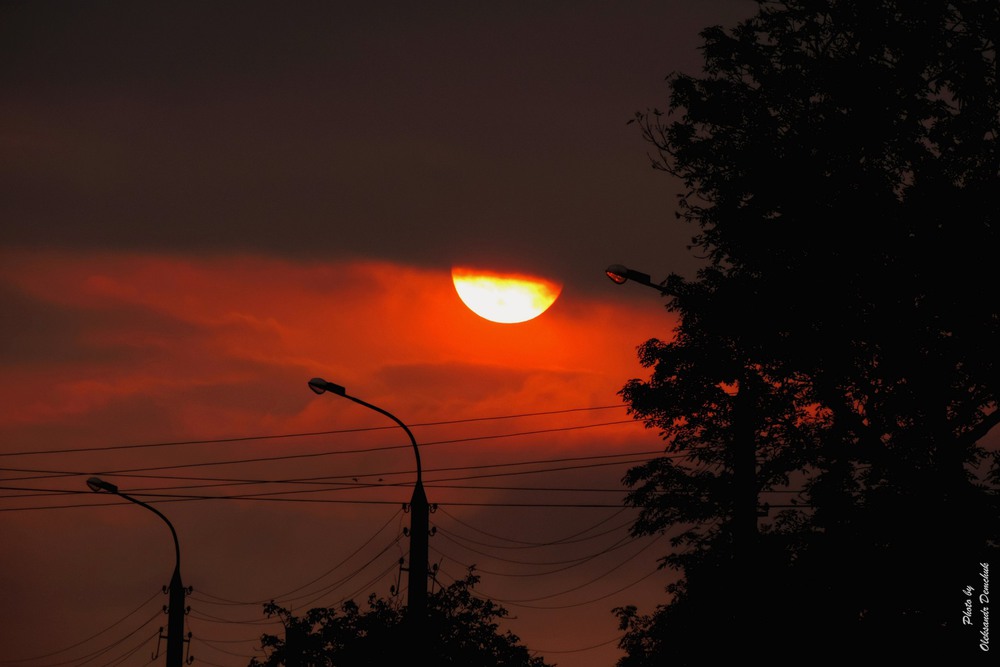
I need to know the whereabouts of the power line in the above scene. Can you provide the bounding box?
[435,505,633,548]
[495,563,665,611]
[0,481,631,505]
[5,609,162,667]
[475,533,664,605]
[434,515,636,553]
[0,486,639,513]
[0,450,662,509]
[192,635,260,661]
[271,532,405,610]
[533,633,623,655]
[432,531,637,574]
[0,448,660,495]
[0,590,161,665]
[0,419,643,483]
[192,508,404,608]
[435,552,666,611]
[0,405,628,458]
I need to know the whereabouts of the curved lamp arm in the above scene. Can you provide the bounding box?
[87,477,181,571]
[307,378,422,484]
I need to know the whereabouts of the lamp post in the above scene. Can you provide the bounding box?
[605,264,669,293]
[306,378,429,624]
[86,477,188,667]
[605,263,758,626]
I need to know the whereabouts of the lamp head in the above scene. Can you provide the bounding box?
[308,377,347,396]
[87,476,119,494]
[604,263,664,292]
[605,264,630,284]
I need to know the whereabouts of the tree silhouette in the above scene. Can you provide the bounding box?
[250,569,552,667]
[617,0,999,661]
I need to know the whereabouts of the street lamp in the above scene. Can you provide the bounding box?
[604,262,758,628]
[605,263,668,293]
[307,378,430,624]
[87,477,190,667]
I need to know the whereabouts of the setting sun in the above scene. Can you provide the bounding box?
[451,267,562,323]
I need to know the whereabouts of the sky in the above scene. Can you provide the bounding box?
[0,2,756,666]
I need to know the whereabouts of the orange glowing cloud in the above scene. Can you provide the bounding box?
[0,248,680,667]
[0,248,674,448]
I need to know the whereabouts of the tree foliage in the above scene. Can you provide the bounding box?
[250,570,552,667]
[618,0,999,661]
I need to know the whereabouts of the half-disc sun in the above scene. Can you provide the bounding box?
[452,267,562,324]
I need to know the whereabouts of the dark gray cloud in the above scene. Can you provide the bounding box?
[1,0,755,290]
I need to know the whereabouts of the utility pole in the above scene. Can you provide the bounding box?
[406,479,430,621]
[87,477,190,667]
[606,264,759,629]
[164,563,188,667]
[308,379,430,635]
